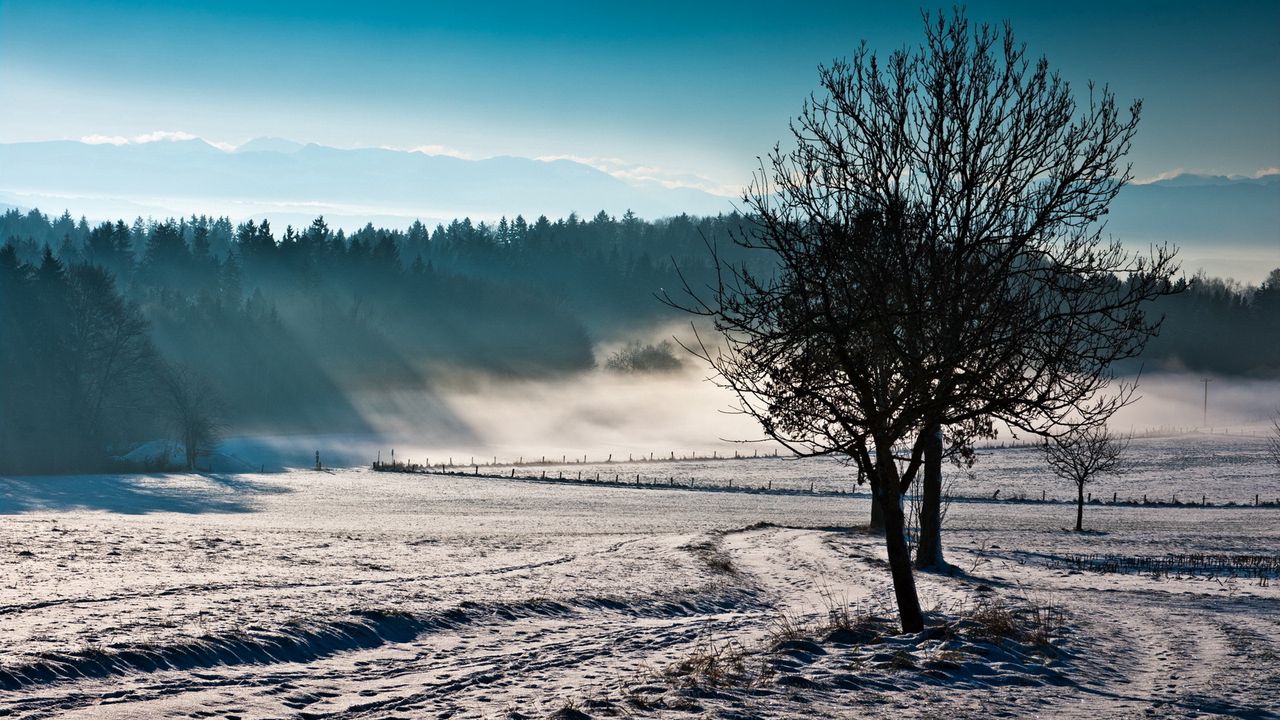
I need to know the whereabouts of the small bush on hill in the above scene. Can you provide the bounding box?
[605,340,683,373]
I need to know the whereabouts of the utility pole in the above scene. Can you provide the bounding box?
[1201,378,1211,427]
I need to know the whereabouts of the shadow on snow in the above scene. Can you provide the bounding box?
[0,473,288,515]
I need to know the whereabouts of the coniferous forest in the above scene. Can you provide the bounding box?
[1,206,1277,474]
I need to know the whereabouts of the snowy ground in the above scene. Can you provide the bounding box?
[1,434,1278,718]
[480,431,1276,506]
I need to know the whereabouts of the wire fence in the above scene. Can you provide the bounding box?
[369,460,1280,508]
[373,448,783,469]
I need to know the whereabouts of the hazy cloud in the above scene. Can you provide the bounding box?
[80,131,235,151]
[80,134,131,146]
[1134,166,1280,184]
[536,154,738,197]
[1132,168,1189,185]
[405,144,474,160]
[133,130,199,143]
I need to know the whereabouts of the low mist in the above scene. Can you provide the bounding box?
[244,328,773,470]
[223,351,1280,471]
[1109,373,1280,432]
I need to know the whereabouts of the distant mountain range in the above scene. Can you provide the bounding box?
[0,137,734,227]
[1105,173,1279,282]
[0,137,1275,279]
[1110,173,1278,250]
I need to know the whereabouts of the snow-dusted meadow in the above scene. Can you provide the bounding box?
[1,432,1278,718]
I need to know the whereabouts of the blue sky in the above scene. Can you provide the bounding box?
[1,0,1277,195]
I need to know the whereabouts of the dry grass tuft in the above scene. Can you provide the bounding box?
[678,538,738,576]
[548,697,591,720]
[964,599,1063,647]
[662,639,767,688]
[821,590,889,642]
[765,610,816,647]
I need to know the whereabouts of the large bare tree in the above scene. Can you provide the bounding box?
[673,10,1177,632]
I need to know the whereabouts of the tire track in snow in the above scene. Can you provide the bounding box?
[1068,587,1280,719]
[0,537,649,618]
[0,533,766,717]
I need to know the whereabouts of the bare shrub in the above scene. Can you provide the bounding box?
[604,340,683,374]
[159,363,223,471]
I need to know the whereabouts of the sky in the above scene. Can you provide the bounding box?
[1,0,1278,195]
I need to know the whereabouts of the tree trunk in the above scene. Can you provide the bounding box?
[875,450,925,633]
[869,493,885,530]
[1076,482,1084,531]
[185,433,197,471]
[862,461,884,530]
[915,422,945,570]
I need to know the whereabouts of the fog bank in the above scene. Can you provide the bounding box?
[224,367,1278,471]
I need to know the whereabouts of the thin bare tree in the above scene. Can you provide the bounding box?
[1268,413,1280,468]
[160,364,223,471]
[1043,425,1127,531]
[65,264,154,453]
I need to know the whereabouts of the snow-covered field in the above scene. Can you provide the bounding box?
[483,431,1276,505]
[1,433,1278,718]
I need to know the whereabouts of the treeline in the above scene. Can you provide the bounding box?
[1142,270,1280,376]
[0,206,1277,473]
[0,208,749,473]
[1,250,154,472]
